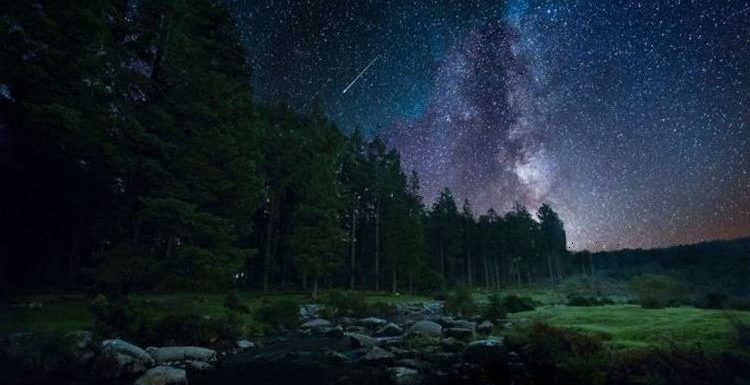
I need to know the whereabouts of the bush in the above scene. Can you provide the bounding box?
[322,290,394,317]
[630,274,688,309]
[481,294,507,321]
[504,321,609,384]
[224,290,249,314]
[0,333,82,385]
[324,290,369,317]
[89,294,148,339]
[608,347,750,385]
[567,295,616,307]
[726,313,750,349]
[503,294,536,313]
[254,297,300,329]
[443,287,476,317]
[146,312,240,348]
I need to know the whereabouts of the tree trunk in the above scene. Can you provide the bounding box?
[302,270,308,291]
[312,273,319,300]
[440,242,445,284]
[547,253,554,283]
[374,203,380,291]
[349,207,357,289]
[391,269,397,293]
[466,247,473,288]
[263,203,274,291]
[482,247,489,288]
[408,270,414,294]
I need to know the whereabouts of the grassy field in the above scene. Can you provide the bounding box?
[0,291,429,335]
[511,304,750,352]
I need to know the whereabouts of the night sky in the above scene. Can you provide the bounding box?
[228,0,750,251]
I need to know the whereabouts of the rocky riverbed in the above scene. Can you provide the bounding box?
[2,301,521,385]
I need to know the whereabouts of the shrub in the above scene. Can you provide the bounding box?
[567,295,616,307]
[0,333,81,385]
[322,290,394,317]
[629,274,688,309]
[224,290,249,314]
[700,292,729,309]
[503,294,536,313]
[481,294,507,321]
[89,294,148,339]
[254,297,300,328]
[504,321,609,384]
[726,312,750,349]
[146,312,240,348]
[443,287,476,317]
[324,290,369,316]
[607,347,750,385]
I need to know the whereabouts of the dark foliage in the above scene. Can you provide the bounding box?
[322,290,395,317]
[503,294,536,313]
[481,293,507,321]
[567,295,616,307]
[254,297,301,329]
[443,286,477,317]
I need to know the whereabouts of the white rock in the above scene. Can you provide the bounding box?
[147,346,216,364]
[134,366,187,385]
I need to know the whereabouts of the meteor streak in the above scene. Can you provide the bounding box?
[342,56,379,94]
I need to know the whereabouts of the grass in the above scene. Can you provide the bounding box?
[511,304,750,352]
[0,291,429,335]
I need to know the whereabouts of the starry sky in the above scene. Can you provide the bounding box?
[228,0,750,251]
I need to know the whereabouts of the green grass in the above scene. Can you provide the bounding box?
[511,304,750,351]
[0,291,428,335]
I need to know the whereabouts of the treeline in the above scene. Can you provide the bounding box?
[0,0,569,298]
[576,237,750,296]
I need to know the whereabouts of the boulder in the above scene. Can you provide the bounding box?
[357,317,388,328]
[345,326,369,334]
[147,346,216,364]
[407,320,442,337]
[452,320,476,331]
[443,327,474,340]
[299,304,324,320]
[186,360,213,371]
[387,366,423,385]
[440,337,465,352]
[325,325,345,338]
[236,339,255,350]
[363,346,394,363]
[463,338,507,364]
[346,332,378,348]
[435,317,456,328]
[476,320,494,335]
[134,366,187,385]
[300,318,332,330]
[374,323,404,337]
[99,339,154,377]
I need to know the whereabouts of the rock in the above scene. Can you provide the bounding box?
[236,339,255,349]
[435,317,456,328]
[134,366,187,385]
[395,358,431,370]
[100,339,154,377]
[428,351,458,364]
[476,320,494,334]
[346,332,378,348]
[363,346,395,362]
[186,360,213,371]
[387,366,423,385]
[443,327,474,340]
[452,320,476,331]
[325,325,345,338]
[147,346,216,364]
[299,304,324,320]
[323,350,349,363]
[300,318,332,330]
[345,326,369,334]
[357,317,388,328]
[440,337,465,352]
[66,330,94,350]
[463,338,507,364]
[374,323,404,337]
[407,320,442,337]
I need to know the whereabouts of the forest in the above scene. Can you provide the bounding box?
[0,0,568,298]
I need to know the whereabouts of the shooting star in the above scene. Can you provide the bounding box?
[342,56,379,94]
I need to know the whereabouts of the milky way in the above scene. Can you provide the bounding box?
[229,0,750,250]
